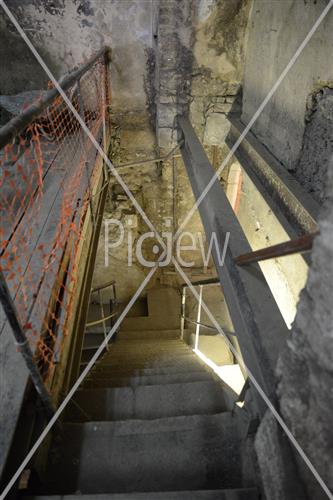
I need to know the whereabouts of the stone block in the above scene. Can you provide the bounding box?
[203,113,231,146]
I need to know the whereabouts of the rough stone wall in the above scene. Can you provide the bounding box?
[241,1,333,497]
[190,0,251,145]
[255,166,333,500]
[275,165,333,499]
[155,0,195,149]
[0,14,49,124]
[294,86,333,203]
[154,0,251,150]
[0,0,154,113]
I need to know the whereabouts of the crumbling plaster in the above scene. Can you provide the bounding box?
[255,166,333,500]
[242,0,333,178]
[0,0,154,113]
[154,0,251,149]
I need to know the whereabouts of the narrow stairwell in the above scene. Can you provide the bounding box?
[27,290,258,499]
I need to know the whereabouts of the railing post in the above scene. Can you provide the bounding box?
[76,79,96,231]
[194,285,203,351]
[0,271,56,421]
[97,289,108,351]
[180,286,186,339]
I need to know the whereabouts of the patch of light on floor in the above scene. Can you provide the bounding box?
[193,348,245,395]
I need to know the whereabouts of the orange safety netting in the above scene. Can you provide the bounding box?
[0,53,110,384]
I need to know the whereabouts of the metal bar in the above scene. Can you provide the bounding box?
[97,289,108,351]
[180,287,186,339]
[235,233,317,266]
[111,283,118,334]
[182,277,220,287]
[112,283,117,304]
[114,144,181,170]
[76,79,96,230]
[92,146,183,202]
[182,316,236,336]
[194,285,203,351]
[85,311,117,328]
[64,140,110,393]
[0,46,111,149]
[226,117,319,235]
[91,279,116,294]
[0,271,56,421]
[178,115,290,415]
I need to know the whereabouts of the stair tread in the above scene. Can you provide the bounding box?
[96,355,203,367]
[82,370,213,388]
[89,363,206,375]
[26,487,259,499]
[44,413,246,494]
[67,380,228,421]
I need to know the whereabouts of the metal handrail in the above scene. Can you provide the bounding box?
[86,311,117,328]
[182,315,236,336]
[0,46,111,149]
[0,47,112,421]
[181,277,219,288]
[180,280,220,341]
[91,279,116,294]
[0,270,56,422]
[86,280,118,351]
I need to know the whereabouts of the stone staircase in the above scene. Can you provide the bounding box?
[26,288,259,499]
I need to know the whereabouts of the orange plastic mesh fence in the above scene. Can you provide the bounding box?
[0,53,110,384]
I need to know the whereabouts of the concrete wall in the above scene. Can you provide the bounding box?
[242,0,333,196]
[255,168,333,500]
[0,0,154,113]
[233,163,309,328]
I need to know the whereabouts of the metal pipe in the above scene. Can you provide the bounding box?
[180,287,186,339]
[97,289,108,351]
[234,232,318,266]
[91,279,116,293]
[0,271,56,421]
[76,79,96,230]
[194,285,203,351]
[91,145,183,202]
[182,315,236,336]
[114,144,181,170]
[182,277,220,288]
[85,311,117,328]
[0,46,111,149]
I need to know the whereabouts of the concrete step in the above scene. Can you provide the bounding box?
[98,353,195,366]
[26,487,259,499]
[119,329,181,340]
[105,342,191,351]
[89,359,208,376]
[95,354,201,372]
[106,342,190,349]
[81,348,107,364]
[83,332,105,349]
[101,348,193,359]
[44,413,245,494]
[66,381,228,422]
[82,370,213,388]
